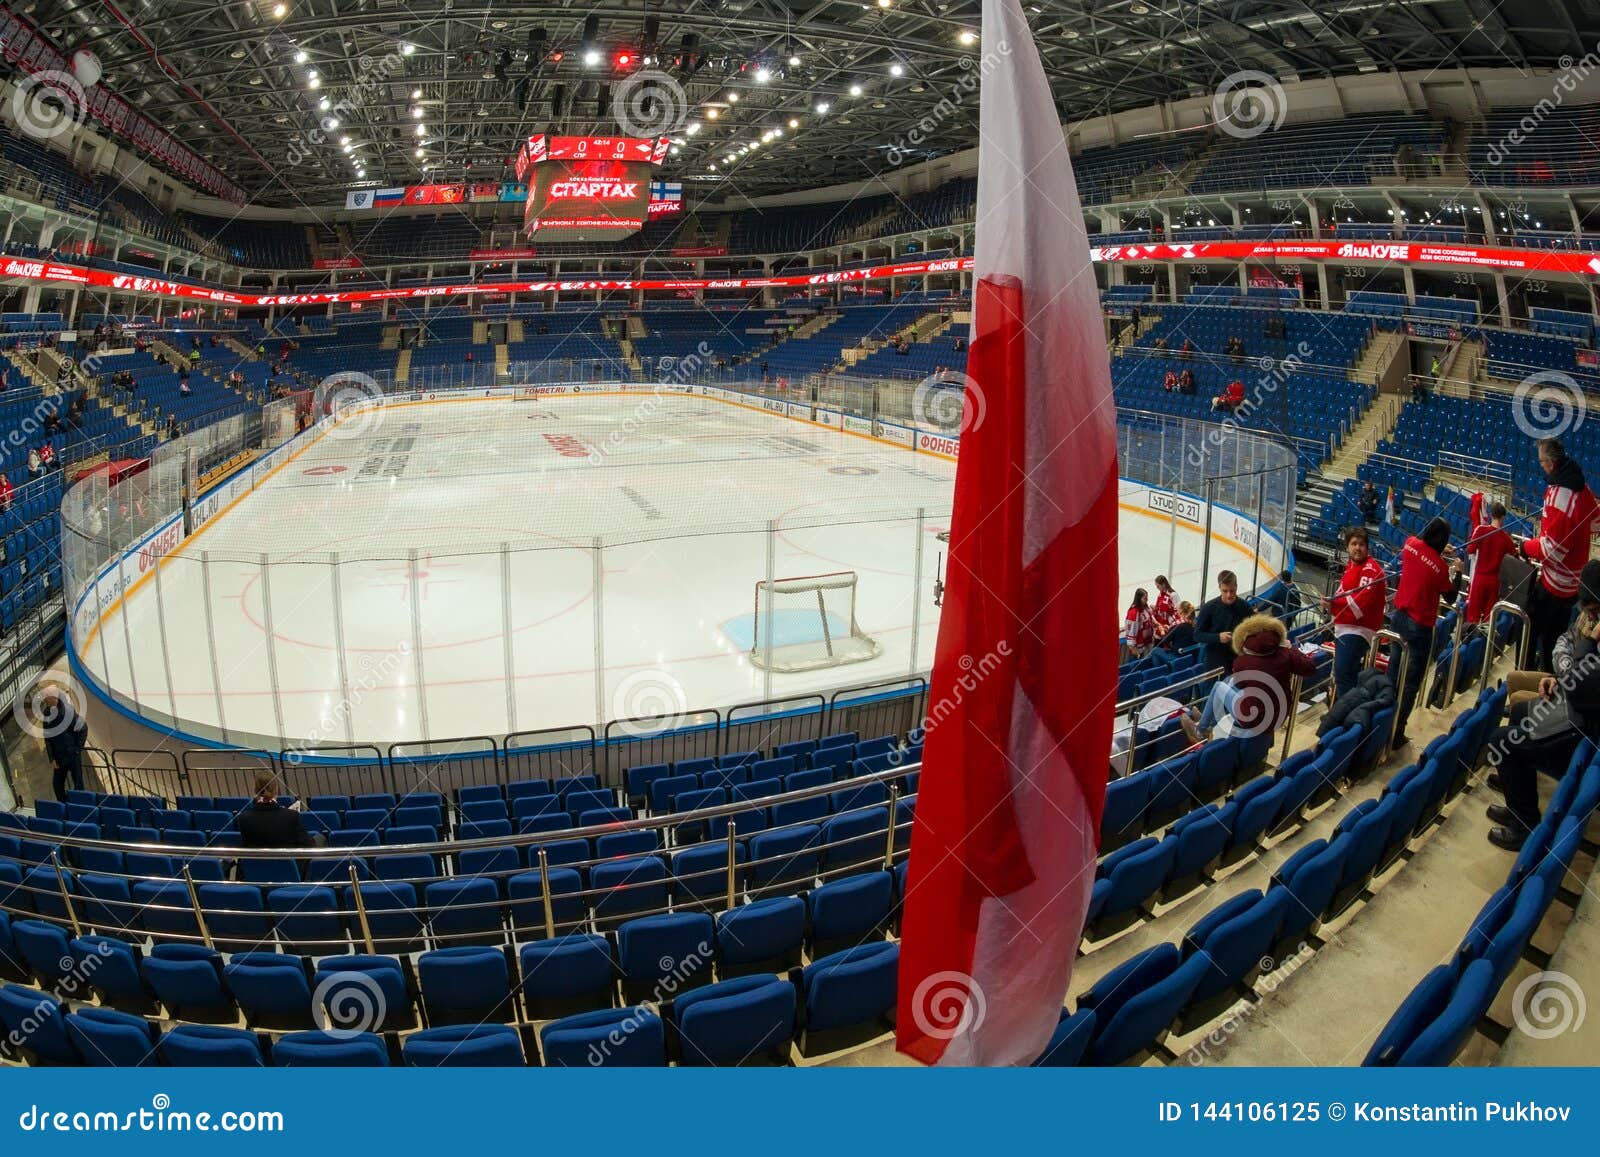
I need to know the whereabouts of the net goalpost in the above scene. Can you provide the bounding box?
[750,571,882,672]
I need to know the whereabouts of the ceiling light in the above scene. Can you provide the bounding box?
[686,122,701,135]
[400,41,415,55]
[877,0,891,7]
[307,76,320,88]
[272,3,287,18]
[889,63,903,76]
[815,101,830,113]
[341,143,352,153]
[848,84,862,96]
[415,147,424,157]
[412,106,424,118]
[339,135,350,145]
[293,49,307,63]
[583,48,601,66]
[318,97,330,110]
[958,30,977,45]
[788,54,801,66]
[727,91,740,102]
[788,118,799,128]
[706,108,720,119]
[669,145,680,155]
[325,117,339,129]
[754,67,770,83]
[306,68,317,79]
[415,123,426,135]
[708,163,717,171]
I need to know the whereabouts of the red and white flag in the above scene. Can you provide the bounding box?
[895,0,1119,1067]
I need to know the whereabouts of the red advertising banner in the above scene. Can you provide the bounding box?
[9,236,1600,310]
[470,248,538,260]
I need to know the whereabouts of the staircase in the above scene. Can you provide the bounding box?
[380,327,400,351]
[618,338,640,372]
[493,344,509,378]
[472,320,489,344]
[1351,329,1405,385]
[1323,393,1404,482]
[222,335,256,361]
[395,348,413,384]
[508,320,525,343]
[1440,338,1482,397]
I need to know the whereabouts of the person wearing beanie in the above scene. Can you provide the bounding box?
[1487,558,1600,850]
[1387,516,1464,747]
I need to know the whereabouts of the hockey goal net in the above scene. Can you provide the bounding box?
[750,571,882,673]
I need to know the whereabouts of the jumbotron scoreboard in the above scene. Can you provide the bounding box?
[514,133,670,242]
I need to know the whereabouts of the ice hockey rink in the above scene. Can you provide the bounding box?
[77,392,1277,746]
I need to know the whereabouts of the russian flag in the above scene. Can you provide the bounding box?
[895,0,1118,1066]
[374,187,406,208]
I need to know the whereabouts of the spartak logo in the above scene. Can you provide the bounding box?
[547,180,640,199]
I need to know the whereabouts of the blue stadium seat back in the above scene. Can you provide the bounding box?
[673,758,718,781]
[1185,889,1289,1003]
[191,810,233,834]
[752,756,796,781]
[769,794,830,830]
[1089,948,1212,1065]
[417,945,512,1023]
[809,747,855,779]
[238,857,303,885]
[554,775,602,799]
[591,855,669,923]
[1395,959,1497,1066]
[458,819,513,841]
[130,878,199,939]
[65,1006,160,1067]
[541,1006,666,1067]
[735,778,783,803]
[671,973,797,1065]
[773,740,815,765]
[312,955,410,1033]
[71,936,150,1007]
[533,838,592,870]
[673,842,745,902]
[273,1030,389,1067]
[457,846,523,891]
[802,940,899,1034]
[650,773,699,813]
[829,781,889,814]
[424,877,504,946]
[748,824,821,891]
[506,779,555,803]
[1033,1007,1097,1067]
[783,767,834,793]
[565,789,616,817]
[518,812,575,837]
[579,807,633,827]
[819,807,889,871]
[268,884,347,955]
[12,918,73,982]
[1100,773,1151,847]
[142,943,229,1015]
[1363,962,1458,1066]
[0,983,75,1064]
[214,797,251,816]
[394,805,444,831]
[1093,837,1176,928]
[345,882,424,952]
[625,763,671,802]
[78,873,136,933]
[374,852,438,883]
[456,785,504,808]
[596,830,659,859]
[1482,879,1551,992]
[1274,839,1345,946]
[1166,804,1231,885]
[716,895,806,970]
[404,1023,524,1067]
[125,850,178,880]
[1195,740,1240,796]
[225,952,314,1020]
[617,911,716,989]
[816,732,858,752]
[459,800,510,825]
[198,883,272,949]
[810,871,896,955]
[308,796,349,815]
[700,766,751,790]
[306,855,372,886]
[507,867,587,935]
[513,793,563,822]
[353,793,397,813]
[519,933,616,1008]
[159,1024,265,1067]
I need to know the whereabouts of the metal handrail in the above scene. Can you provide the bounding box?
[1486,599,1532,691]
[1368,627,1408,759]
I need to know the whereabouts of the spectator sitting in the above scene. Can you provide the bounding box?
[26,447,41,478]
[0,474,13,512]
[1185,612,1317,741]
[1180,338,1195,358]
[179,373,192,396]
[1211,380,1245,411]
[166,414,180,441]
[1158,601,1198,653]
[1357,481,1380,523]
[38,443,55,470]
[1163,370,1179,392]
[237,771,312,849]
[1152,337,1168,351]
[1178,368,1196,394]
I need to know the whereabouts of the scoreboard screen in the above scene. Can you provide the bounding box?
[518,134,668,242]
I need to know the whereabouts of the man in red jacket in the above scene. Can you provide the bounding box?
[1464,492,1515,626]
[1522,437,1600,670]
[1389,517,1464,747]
[1323,526,1388,696]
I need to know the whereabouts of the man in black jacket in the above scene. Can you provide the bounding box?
[237,771,312,849]
[1193,571,1251,674]
[1486,559,1600,850]
[41,686,88,802]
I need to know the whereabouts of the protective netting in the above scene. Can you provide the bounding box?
[750,571,883,672]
